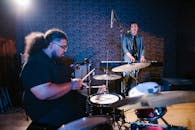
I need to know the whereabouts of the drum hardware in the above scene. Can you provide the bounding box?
[90,54,125,122]
[88,92,126,127]
[130,121,188,130]
[132,94,167,124]
[77,58,124,122]
[110,91,195,129]
[94,60,122,94]
[112,62,151,97]
[92,72,121,94]
[135,107,167,124]
[73,65,96,116]
[95,51,122,91]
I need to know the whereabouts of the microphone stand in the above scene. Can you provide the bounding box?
[111,10,131,97]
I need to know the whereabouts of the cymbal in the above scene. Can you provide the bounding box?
[91,84,106,88]
[111,91,195,110]
[93,74,121,80]
[112,62,151,72]
[58,116,110,130]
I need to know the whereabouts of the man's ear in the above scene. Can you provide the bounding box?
[48,42,53,49]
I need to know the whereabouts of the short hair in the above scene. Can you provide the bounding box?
[130,21,138,26]
[44,28,67,44]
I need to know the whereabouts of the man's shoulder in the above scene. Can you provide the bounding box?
[124,33,132,38]
[136,35,143,39]
[30,51,50,62]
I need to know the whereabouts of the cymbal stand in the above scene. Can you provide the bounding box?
[128,69,139,85]
[104,51,109,92]
[81,67,95,116]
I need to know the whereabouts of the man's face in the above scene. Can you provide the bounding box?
[51,39,67,58]
[130,23,139,36]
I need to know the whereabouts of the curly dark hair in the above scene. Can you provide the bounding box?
[24,32,46,60]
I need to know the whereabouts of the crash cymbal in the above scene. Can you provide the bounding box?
[111,91,195,110]
[112,62,151,72]
[93,74,121,80]
[110,96,142,109]
[58,116,111,130]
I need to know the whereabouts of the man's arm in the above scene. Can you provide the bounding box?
[31,80,82,100]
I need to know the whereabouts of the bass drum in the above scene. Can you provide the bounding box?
[58,116,113,130]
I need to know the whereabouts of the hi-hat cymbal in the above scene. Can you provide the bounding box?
[111,91,195,110]
[93,74,121,80]
[112,62,151,72]
[91,84,106,88]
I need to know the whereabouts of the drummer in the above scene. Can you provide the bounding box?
[121,22,147,93]
[21,28,86,129]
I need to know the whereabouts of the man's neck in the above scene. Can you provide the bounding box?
[42,48,52,58]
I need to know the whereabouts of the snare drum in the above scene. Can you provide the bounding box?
[58,116,113,130]
[89,93,122,116]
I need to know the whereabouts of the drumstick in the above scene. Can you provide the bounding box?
[82,82,89,88]
[82,68,95,81]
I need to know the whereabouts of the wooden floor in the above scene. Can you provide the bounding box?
[0,108,31,130]
[0,103,195,130]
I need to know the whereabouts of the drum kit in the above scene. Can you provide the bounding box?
[59,62,195,130]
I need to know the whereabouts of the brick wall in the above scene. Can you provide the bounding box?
[16,0,178,84]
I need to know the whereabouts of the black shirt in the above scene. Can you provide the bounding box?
[21,51,84,126]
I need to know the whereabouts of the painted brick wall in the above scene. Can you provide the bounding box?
[16,0,178,85]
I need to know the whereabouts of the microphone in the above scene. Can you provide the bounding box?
[70,58,89,69]
[127,30,131,34]
[110,9,114,28]
[71,52,97,69]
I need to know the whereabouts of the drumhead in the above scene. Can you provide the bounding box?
[90,93,120,105]
[129,82,159,97]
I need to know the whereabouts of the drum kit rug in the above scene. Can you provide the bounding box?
[58,62,194,130]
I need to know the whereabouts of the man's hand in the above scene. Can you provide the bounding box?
[140,56,146,62]
[127,52,136,62]
[71,78,83,90]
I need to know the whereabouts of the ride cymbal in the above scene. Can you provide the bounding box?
[112,62,151,72]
